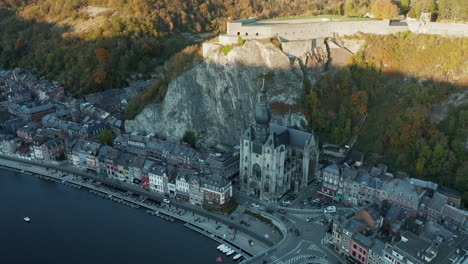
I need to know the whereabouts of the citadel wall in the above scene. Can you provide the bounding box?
[221,18,468,46]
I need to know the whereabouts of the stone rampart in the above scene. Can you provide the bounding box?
[223,18,468,44]
[226,19,405,41]
[407,21,468,37]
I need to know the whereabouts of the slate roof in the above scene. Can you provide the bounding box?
[441,205,468,225]
[352,232,373,248]
[343,219,366,234]
[97,145,120,161]
[43,138,66,149]
[269,124,314,148]
[385,204,402,222]
[324,163,342,176]
[391,231,461,264]
[202,174,231,189]
[116,153,145,169]
[410,178,438,190]
[370,239,385,255]
[176,168,193,182]
[73,139,101,155]
[427,192,448,212]
[437,186,461,199]
[23,103,55,114]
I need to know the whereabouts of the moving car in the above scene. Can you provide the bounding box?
[324,206,336,213]
[251,203,260,208]
[277,209,286,214]
[163,198,170,204]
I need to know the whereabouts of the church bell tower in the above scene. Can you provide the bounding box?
[254,77,271,142]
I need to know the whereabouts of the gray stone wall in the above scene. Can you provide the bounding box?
[407,21,468,37]
[225,18,468,41]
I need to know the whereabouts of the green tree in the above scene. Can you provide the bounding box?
[99,129,115,146]
[182,130,197,147]
[400,0,410,14]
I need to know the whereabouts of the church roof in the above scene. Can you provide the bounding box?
[269,124,314,148]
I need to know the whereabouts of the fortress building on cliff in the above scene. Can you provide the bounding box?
[239,80,319,203]
[218,16,468,46]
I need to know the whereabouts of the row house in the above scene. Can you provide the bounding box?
[139,160,154,190]
[203,152,240,178]
[189,175,204,205]
[71,139,101,172]
[425,192,448,222]
[148,165,168,194]
[440,205,468,232]
[175,169,192,200]
[95,145,120,178]
[115,153,145,183]
[382,231,455,264]
[113,133,239,178]
[0,135,17,154]
[381,179,424,212]
[34,138,67,161]
[332,204,383,258]
[16,125,37,143]
[351,232,373,264]
[78,122,106,139]
[320,163,342,200]
[357,170,385,206]
[146,163,233,207]
[202,174,233,208]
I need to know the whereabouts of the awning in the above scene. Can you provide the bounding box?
[333,193,342,201]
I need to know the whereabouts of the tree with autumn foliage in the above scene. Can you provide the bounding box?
[370,0,399,19]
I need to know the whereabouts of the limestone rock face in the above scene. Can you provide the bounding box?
[125,40,328,147]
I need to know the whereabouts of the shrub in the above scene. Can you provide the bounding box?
[245,210,272,225]
[237,36,245,46]
[221,45,234,55]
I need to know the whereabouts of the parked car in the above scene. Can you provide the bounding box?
[302,200,309,205]
[295,229,300,236]
[313,198,321,203]
[163,198,170,204]
[324,206,336,213]
[251,203,260,208]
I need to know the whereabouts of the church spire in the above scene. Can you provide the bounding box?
[254,74,271,142]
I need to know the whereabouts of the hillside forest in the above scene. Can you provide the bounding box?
[301,33,467,205]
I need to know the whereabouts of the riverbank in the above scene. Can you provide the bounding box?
[0,154,282,260]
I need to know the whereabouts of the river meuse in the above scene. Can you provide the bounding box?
[0,169,237,264]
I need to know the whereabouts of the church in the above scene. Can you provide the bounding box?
[239,82,319,203]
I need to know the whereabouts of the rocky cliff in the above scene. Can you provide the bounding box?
[125,39,329,147]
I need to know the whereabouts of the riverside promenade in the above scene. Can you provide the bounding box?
[0,154,283,259]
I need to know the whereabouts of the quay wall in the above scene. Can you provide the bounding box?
[0,155,279,250]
